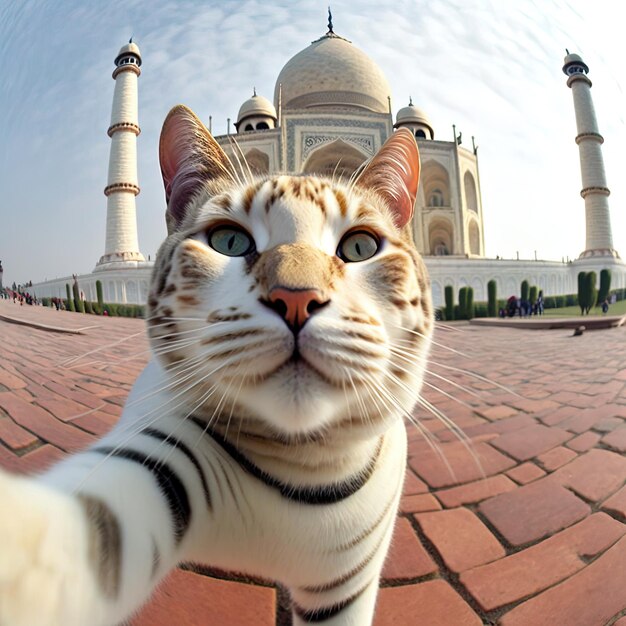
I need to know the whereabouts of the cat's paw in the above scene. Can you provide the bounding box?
[0,470,103,626]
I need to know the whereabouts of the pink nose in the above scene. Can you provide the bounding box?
[267,288,328,333]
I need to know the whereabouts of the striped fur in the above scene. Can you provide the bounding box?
[0,107,432,626]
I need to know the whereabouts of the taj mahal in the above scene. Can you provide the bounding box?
[30,19,626,307]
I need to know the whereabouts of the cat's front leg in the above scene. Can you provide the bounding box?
[291,577,381,626]
[0,470,111,626]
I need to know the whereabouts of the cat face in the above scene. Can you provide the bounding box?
[147,106,432,440]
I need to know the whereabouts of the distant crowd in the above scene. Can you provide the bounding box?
[500,291,545,317]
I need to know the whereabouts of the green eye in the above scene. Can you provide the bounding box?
[338,231,380,262]
[208,226,254,257]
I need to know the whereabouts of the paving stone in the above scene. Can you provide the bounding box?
[614,617,626,626]
[382,517,437,581]
[538,405,579,426]
[0,392,94,452]
[0,416,38,450]
[399,493,441,513]
[132,569,276,626]
[491,424,572,461]
[402,468,428,495]
[460,513,626,611]
[71,410,118,436]
[18,445,66,474]
[499,535,626,626]
[536,446,577,471]
[374,580,482,626]
[566,431,601,452]
[408,441,516,489]
[0,369,27,390]
[479,405,519,421]
[594,416,624,432]
[551,448,626,502]
[601,485,626,521]
[416,508,505,572]
[505,462,546,484]
[436,474,517,508]
[602,427,626,453]
[34,396,93,422]
[479,480,590,546]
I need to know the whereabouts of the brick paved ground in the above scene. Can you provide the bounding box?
[1,299,626,625]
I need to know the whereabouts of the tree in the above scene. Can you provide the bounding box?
[598,269,612,306]
[577,271,586,315]
[584,271,597,314]
[487,280,497,317]
[521,280,529,302]
[445,285,454,321]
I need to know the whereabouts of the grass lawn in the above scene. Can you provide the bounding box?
[542,299,626,317]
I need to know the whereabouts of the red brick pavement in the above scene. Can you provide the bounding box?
[1,300,626,625]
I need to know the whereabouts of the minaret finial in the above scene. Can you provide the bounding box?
[327,6,334,34]
[253,86,257,97]
[565,48,570,54]
[129,36,133,44]
[409,96,413,106]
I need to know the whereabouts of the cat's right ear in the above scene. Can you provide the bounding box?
[159,105,233,234]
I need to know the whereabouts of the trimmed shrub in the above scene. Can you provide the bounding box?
[529,285,538,305]
[565,294,577,307]
[72,281,85,314]
[577,271,586,314]
[84,300,94,314]
[545,296,557,309]
[474,302,488,318]
[521,280,529,302]
[65,284,75,312]
[458,287,468,320]
[41,297,51,307]
[598,269,611,305]
[584,271,597,314]
[487,280,497,317]
[445,285,454,321]
[466,287,475,320]
[96,280,104,308]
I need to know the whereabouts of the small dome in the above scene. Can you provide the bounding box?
[236,93,277,125]
[395,102,432,127]
[274,33,391,114]
[115,40,142,66]
[562,51,588,75]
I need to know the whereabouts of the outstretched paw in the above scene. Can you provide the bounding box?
[0,470,102,626]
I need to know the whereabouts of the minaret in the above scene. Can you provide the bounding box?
[563,51,619,259]
[96,39,145,269]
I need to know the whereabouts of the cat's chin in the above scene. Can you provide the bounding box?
[235,357,345,436]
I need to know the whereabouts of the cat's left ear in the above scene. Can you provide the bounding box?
[356,128,420,228]
[159,105,234,234]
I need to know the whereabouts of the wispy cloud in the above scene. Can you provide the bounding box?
[1,0,624,284]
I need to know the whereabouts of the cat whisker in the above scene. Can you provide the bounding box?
[393,325,469,358]
[428,360,522,397]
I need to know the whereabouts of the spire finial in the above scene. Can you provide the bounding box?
[129,36,133,44]
[327,6,334,34]
[565,48,570,55]
[409,96,413,106]
[253,86,257,97]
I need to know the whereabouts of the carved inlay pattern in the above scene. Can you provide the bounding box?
[302,133,374,159]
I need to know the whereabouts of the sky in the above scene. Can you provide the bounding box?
[1,0,625,287]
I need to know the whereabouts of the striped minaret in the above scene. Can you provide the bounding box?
[96,39,145,268]
[563,52,619,259]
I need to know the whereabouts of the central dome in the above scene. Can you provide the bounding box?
[274,33,392,114]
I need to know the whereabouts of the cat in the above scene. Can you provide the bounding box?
[0,105,432,626]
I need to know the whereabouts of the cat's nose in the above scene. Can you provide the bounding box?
[265,287,329,334]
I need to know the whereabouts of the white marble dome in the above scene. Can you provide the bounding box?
[237,93,277,125]
[274,33,392,114]
[395,102,432,128]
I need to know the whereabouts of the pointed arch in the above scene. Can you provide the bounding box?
[421,160,450,207]
[302,140,368,178]
[245,149,270,175]
[464,171,478,213]
[428,218,454,256]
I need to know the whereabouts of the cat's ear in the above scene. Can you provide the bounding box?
[356,128,420,228]
[159,105,233,234]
